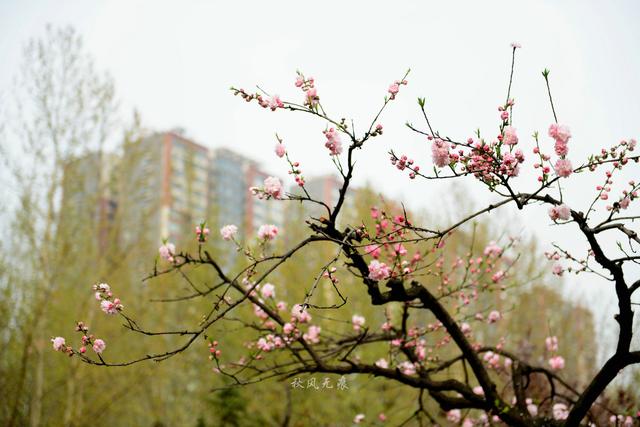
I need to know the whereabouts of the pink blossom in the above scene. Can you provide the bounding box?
[257,337,273,352]
[447,409,461,423]
[378,413,387,422]
[555,158,573,177]
[277,301,287,311]
[399,361,416,375]
[92,338,106,354]
[549,123,571,144]
[555,139,569,156]
[431,138,450,167]
[388,83,399,99]
[195,226,210,242]
[483,241,502,258]
[375,358,389,369]
[504,357,513,369]
[353,414,365,424]
[158,242,176,262]
[291,304,311,323]
[502,126,519,146]
[487,310,502,324]
[305,87,318,106]
[275,143,286,158]
[527,399,538,416]
[100,299,119,315]
[263,176,283,199]
[552,263,564,276]
[253,304,268,320]
[549,204,571,221]
[393,243,407,256]
[269,95,283,111]
[483,351,499,366]
[323,128,343,156]
[367,260,391,281]
[303,325,321,344]
[51,337,66,351]
[620,197,631,209]
[553,403,569,420]
[511,42,522,49]
[545,336,559,352]
[257,224,279,240]
[460,322,472,334]
[365,244,381,258]
[94,283,110,293]
[220,224,238,241]
[352,314,366,331]
[283,323,295,335]
[549,355,565,370]
[492,270,505,283]
[260,283,275,299]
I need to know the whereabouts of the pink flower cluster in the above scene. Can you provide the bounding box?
[303,325,321,344]
[431,138,451,168]
[549,124,573,178]
[502,126,519,146]
[390,153,420,179]
[257,224,278,241]
[545,335,565,370]
[387,78,407,100]
[367,260,390,281]
[230,88,284,112]
[549,355,565,370]
[208,340,222,359]
[52,321,107,357]
[195,223,210,243]
[220,224,238,241]
[548,203,571,221]
[274,142,286,158]
[323,128,343,156]
[158,241,176,262]
[250,176,283,200]
[295,72,318,107]
[352,314,366,331]
[93,283,123,315]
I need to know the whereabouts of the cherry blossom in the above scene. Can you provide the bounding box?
[51,336,66,351]
[352,314,366,331]
[220,224,238,241]
[92,338,106,354]
[158,242,176,262]
[263,176,283,199]
[555,158,573,177]
[431,138,451,167]
[502,126,519,146]
[367,260,390,281]
[553,403,569,420]
[549,355,565,370]
[487,310,502,324]
[303,325,321,344]
[260,283,275,299]
[257,224,279,241]
[323,128,343,156]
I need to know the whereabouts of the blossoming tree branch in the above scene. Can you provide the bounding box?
[53,45,639,426]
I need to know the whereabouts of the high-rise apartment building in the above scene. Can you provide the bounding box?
[116,130,283,244]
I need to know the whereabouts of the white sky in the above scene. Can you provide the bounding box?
[1,1,639,357]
